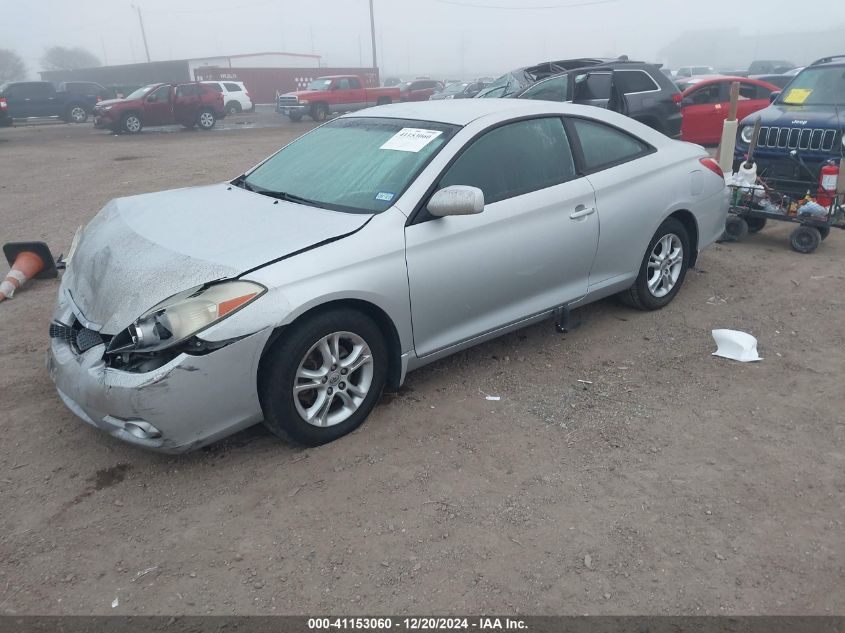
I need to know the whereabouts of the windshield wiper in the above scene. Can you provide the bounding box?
[251,186,328,209]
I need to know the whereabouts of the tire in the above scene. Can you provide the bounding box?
[226,101,241,115]
[746,216,767,233]
[789,226,821,253]
[121,112,142,134]
[66,105,88,124]
[288,113,303,122]
[376,97,391,106]
[721,215,749,242]
[818,226,831,241]
[619,217,690,311]
[259,310,388,446]
[197,108,216,130]
[310,103,328,122]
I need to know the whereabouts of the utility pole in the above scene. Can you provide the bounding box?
[131,4,151,62]
[368,0,378,70]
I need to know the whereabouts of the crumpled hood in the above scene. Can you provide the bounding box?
[741,104,844,128]
[95,98,131,109]
[64,183,372,334]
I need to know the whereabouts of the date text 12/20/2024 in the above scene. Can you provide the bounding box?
[308,618,528,630]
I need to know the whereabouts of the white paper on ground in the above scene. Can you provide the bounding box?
[711,329,762,362]
[380,128,443,152]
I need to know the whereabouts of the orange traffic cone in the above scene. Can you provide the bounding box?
[1,242,57,302]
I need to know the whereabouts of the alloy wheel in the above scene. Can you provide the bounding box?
[199,111,214,128]
[293,331,374,428]
[70,107,86,123]
[647,233,683,298]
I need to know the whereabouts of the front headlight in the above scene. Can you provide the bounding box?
[108,280,265,354]
[740,126,754,144]
[299,99,309,104]
[101,105,113,111]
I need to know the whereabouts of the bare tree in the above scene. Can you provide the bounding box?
[0,49,26,83]
[41,46,101,71]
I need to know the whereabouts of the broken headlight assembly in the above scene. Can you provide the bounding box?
[106,280,265,369]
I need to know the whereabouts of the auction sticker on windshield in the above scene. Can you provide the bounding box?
[380,128,443,152]
[783,88,813,105]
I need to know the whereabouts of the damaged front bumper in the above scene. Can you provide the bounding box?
[47,293,273,453]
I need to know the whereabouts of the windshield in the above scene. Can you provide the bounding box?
[779,66,845,106]
[243,117,458,214]
[307,79,333,91]
[442,82,469,94]
[476,73,522,98]
[125,84,156,100]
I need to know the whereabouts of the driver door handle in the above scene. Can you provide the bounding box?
[570,205,596,220]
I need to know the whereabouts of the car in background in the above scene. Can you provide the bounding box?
[276,75,399,122]
[56,81,114,103]
[475,57,616,98]
[678,76,779,145]
[93,82,225,134]
[48,99,727,453]
[383,77,402,87]
[675,66,717,79]
[748,60,796,75]
[429,81,489,100]
[201,81,254,114]
[674,74,727,92]
[512,60,683,137]
[0,81,98,123]
[0,95,10,127]
[749,67,803,90]
[734,55,845,196]
[398,79,444,102]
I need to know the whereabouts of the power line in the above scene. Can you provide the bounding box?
[433,0,621,8]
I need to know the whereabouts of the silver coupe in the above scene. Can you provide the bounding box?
[48,100,728,452]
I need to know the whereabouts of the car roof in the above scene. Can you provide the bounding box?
[680,76,779,93]
[342,99,603,126]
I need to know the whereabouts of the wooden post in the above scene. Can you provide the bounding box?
[717,81,741,174]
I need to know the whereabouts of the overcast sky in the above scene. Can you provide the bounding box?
[4,0,845,79]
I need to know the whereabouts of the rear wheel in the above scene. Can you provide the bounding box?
[197,108,216,130]
[226,101,241,115]
[259,310,388,446]
[789,226,821,253]
[620,217,690,311]
[376,96,391,105]
[121,112,142,134]
[66,105,88,123]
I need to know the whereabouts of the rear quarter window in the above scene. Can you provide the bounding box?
[614,70,659,94]
[571,118,652,171]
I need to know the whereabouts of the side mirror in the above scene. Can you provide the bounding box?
[769,91,781,103]
[427,186,484,217]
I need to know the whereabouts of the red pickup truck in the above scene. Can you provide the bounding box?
[93,82,225,134]
[276,75,400,122]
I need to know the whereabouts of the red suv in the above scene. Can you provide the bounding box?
[94,82,225,134]
[398,79,444,102]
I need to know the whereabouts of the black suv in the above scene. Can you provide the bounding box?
[477,58,682,138]
[734,55,845,195]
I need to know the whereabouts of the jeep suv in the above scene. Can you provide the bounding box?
[734,55,845,195]
[483,58,682,138]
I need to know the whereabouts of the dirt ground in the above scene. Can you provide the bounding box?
[0,112,843,616]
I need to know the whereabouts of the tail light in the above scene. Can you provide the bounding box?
[0,97,7,110]
[96,96,102,102]
[817,160,839,207]
[672,93,683,104]
[700,157,724,179]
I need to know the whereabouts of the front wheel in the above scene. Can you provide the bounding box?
[789,226,821,253]
[259,310,388,446]
[619,217,690,311]
[310,103,328,122]
[121,113,142,134]
[288,113,303,122]
[197,109,216,130]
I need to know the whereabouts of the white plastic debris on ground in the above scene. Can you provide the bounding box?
[712,329,762,362]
